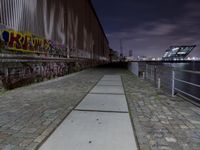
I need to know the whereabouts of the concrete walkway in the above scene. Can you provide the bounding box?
[40,75,137,150]
[1,68,200,150]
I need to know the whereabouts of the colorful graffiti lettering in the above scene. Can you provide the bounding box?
[0,29,49,54]
[0,29,67,57]
[1,62,68,89]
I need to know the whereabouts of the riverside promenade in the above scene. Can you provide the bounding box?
[0,68,200,150]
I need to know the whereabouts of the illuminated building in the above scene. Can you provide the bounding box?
[162,45,196,61]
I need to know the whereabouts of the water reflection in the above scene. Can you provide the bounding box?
[163,62,200,103]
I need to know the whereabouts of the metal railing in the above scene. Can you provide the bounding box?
[145,64,200,102]
[172,69,200,102]
[145,64,155,82]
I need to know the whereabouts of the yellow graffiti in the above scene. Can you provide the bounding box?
[0,29,50,54]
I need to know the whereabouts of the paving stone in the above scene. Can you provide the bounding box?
[26,142,39,150]
[97,80,122,86]
[103,75,121,78]
[101,75,121,81]
[140,144,150,150]
[189,120,200,125]
[21,128,37,134]
[0,68,200,149]
[165,137,177,143]
[19,139,33,147]
[11,126,24,131]
[122,71,200,150]
[149,140,157,150]
[156,138,168,146]
[158,146,172,150]
[161,121,170,124]
[40,111,137,150]
[153,133,163,138]
[181,143,190,150]
[90,85,124,94]
[180,125,188,129]
[0,133,10,140]
[0,69,112,149]
[1,144,15,150]
[34,135,46,143]
[76,94,128,112]
[4,136,24,146]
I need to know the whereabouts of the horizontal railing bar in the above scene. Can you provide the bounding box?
[174,69,200,75]
[175,88,200,101]
[144,67,200,102]
[175,78,200,88]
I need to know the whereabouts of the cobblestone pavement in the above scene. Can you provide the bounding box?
[0,68,124,150]
[0,68,200,150]
[122,71,200,150]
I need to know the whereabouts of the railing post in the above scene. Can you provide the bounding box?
[158,78,161,89]
[142,72,145,79]
[172,70,175,97]
[152,65,154,81]
[145,64,148,80]
[154,66,157,87]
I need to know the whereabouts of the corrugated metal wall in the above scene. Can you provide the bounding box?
[0,0,109,60]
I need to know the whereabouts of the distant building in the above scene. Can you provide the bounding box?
[125,56,134,61]
[109,49,119,62]
[129,50,133,57]
[137,56,147,61]
[162,45,196,60]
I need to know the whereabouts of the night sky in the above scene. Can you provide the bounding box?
[92,0,200,58]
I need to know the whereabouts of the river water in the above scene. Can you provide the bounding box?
[163,62,200,103]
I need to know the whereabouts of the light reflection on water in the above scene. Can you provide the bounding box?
[163,62,200,103]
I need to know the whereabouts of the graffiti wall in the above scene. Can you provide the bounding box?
[0,62,68,89]
[0,29,67,57]
[1,29,48,54]
[0,0,109,59]
[0,0,109,89]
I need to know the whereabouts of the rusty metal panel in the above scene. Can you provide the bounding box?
[0,0,109,60]
[0,0,110,89]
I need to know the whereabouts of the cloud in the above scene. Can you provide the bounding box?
[135,23,177,36]
[107,21,178,39]
[107,1,200,57]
